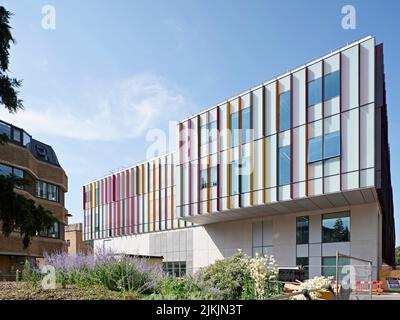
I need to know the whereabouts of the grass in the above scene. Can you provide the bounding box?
[0,281,139,300]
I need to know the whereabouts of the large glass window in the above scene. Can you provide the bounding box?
[296,216,309,244]
[200,121,217,145]
[23,131,31,146]
[12,128,22,143]
[163,261,186,277]
[240,157,250,194]
[279,91,291,132]
[47,184,58,201]
[230,161,239,195]
[210,166,217,187]
[324,71,340,101]
[296,257,309,280]
[322,212,350,243]
[38,221,60,239]
[36,180,60,202]
[0,122,11,138]
[0,163,13,176]
[308,131,340,163]
[230,112,239,147]
[324,131,341,159]
[278,145,291,186]
[200,124,208,146]
[308,78,322,107]
[241,107,251,144]
[322,256,350,277]
[200,169,207,189]
[308,136,323,163]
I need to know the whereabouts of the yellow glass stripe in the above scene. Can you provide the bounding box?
[226,101,231,209]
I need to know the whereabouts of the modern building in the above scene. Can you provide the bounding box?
[0,120,68,277]
[65,223,92,255]
[83,36,395,279]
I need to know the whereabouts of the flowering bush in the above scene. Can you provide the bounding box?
[247,253,279,299]
[196,250,282,299]
[44,251,163,293]
[290,276,334,300]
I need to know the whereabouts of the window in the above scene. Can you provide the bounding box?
[12,128,22,143]
[252,221,273,257]
[201,121,218,145]
[322,212,350,243]
[308,78,322,107]
[324,131,340,159]
[241,107,251,144]
[200,169,207,189]
[296,216,309,244]
[36,180,60,202]
[0,164,24,179]
[240,158,250,194]
[322,256,350,277]
[208,121,217,143]
[210,166,217,187]
[308,136,323,163]
[36,181,47,199]
[230,161,239,195]
[308,131,340,164]
[278,145,291,186]
[296,257,309,279]
[38,221,60,239]
[13,168,24,178]
[0,122,11,138]
[23,131,31,146]
[279,91,291,131]
[230,112,239,147]
[163,261,186,277]
[324,71,340,101]
[0,163,13,176]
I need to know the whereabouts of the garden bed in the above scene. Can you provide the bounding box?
[0,281,137,300]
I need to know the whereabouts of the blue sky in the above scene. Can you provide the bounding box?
[1,0,399,245]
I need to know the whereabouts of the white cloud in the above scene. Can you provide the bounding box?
[0,73,193,141]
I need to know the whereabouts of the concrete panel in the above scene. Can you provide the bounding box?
[309,243,322,257]
[297,244,309,258]
[309,214,321,243]
[322,242,350,257]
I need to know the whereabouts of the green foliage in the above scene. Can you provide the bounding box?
[195,252,284,300]
[0,6,23,116]
[149,276,224,300]
[396,246,400,266]
[0,174,56,248]
[21,260,42,291]
[196,252,249,299]
[53,258,161,295]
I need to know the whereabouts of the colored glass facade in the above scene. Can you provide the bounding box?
[83,36,394,270]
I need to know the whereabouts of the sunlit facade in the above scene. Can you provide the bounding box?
[83,36,395,277]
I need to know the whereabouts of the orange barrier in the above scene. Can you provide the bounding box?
[353,281,384,293]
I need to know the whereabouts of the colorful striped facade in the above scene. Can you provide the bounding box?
[176,36,376,220]
[83,36,395,272]
[83,153,193,241]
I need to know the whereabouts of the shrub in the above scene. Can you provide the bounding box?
[45,251,162,294]
[150,276,225,300]
[196,251,282,299]
[21,259,42,291]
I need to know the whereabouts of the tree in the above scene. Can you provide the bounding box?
[333,218,347,242]
[396,246,400,266]
[0,6,56,248]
